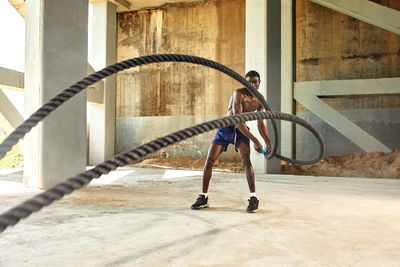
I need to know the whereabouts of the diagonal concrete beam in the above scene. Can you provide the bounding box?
[294,91,391,153]
[297,77,400,96]
[0,89,23,129]
[0,66,103,103]
[0,67,24,91]
[294,78,395,153]
[308,0,400,35]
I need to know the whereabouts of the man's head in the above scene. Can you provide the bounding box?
[245,70,260,89]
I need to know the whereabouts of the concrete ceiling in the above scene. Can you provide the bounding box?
[111,0,201,12]
[8,0,202,18]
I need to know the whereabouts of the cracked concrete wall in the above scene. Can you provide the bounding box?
[116,0,245,161]
[296,0,400,158]
[296,0,400,82]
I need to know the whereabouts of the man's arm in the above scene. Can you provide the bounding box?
[232,90,263,153]
[257,105,272,152]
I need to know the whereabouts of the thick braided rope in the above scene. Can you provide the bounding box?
[0,111,323,233]
[0,54,324,165]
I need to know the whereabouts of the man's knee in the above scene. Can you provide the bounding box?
[241,153,252,168]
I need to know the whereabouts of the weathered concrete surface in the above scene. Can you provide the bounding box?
[88,1,117,165]
[245,0,268,174]
[1,167,400,266]
[24,0,88,189]
[8,0,204,16]
[0,89,23,129]
[295,0,400,158]
[296,0,400,82]
[115,0,245,161]
[117,0,245,118]
[116,115,242,161]
[0,67,24,91]
[297,108,400,158]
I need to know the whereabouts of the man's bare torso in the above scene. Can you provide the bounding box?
[227,88,260,116]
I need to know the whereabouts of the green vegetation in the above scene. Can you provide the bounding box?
[0,135,24,169]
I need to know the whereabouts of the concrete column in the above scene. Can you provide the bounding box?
[266,0,282,174]
[24,0,88,189]
[246,0,281,174]
[281,0,294,159]
[88,1,116,165]
[246,0,267,173]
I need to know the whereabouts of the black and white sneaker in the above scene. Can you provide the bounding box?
[246,196,259,213]
[191,195,209,210]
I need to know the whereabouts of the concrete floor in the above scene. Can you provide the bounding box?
[0,167,400,266]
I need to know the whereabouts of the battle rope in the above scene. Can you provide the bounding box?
[0,54,324,165]
[0,111,322,233]
[0,54,325,232]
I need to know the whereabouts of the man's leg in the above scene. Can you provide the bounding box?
[202,143,225,193]
[238,142,255,193]
[238,142,259,213]
[191,143,225,210]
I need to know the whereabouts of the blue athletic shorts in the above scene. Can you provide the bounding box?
[212,126,250,152]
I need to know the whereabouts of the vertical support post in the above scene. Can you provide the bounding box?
[89,1,116,165]
[24,0,88,189]
[265,0,282,174]
[246,0,268,173]
[281,0,294,159]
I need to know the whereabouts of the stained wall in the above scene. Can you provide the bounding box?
[296,0,400,158]
[116,0,245,160]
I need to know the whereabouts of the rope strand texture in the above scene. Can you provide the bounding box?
[0,54,325,233]
[0,111,322,233]
[0,54,324,165]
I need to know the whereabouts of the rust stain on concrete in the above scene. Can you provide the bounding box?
[116,0,245,118]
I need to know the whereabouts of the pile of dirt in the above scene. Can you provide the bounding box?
[282,149,400,178]
[134,150,400,178]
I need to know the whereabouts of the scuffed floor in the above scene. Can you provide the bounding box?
[1,167,400,266]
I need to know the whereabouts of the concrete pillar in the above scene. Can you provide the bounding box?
[281,0,294,159]
[266,0,282,174]
[88,1,116,165]
[246,0,281,174]
[24,0,88,189]
[246,0,267,173]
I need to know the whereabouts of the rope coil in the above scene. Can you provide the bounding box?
[0,54,325,232]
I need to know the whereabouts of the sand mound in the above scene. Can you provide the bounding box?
[134,150,400,178]
[282,149,400,178]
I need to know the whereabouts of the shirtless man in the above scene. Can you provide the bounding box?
[191,70,272,213]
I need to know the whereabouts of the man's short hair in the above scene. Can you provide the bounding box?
[245,70,260,80]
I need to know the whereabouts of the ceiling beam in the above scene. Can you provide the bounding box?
[9,0,132,16]
[89,0,131,12]
[295,77,400,97]
[0,67,24,92]
[0,66,104,104]
[109,0,130,11]
[308,0,400,35]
